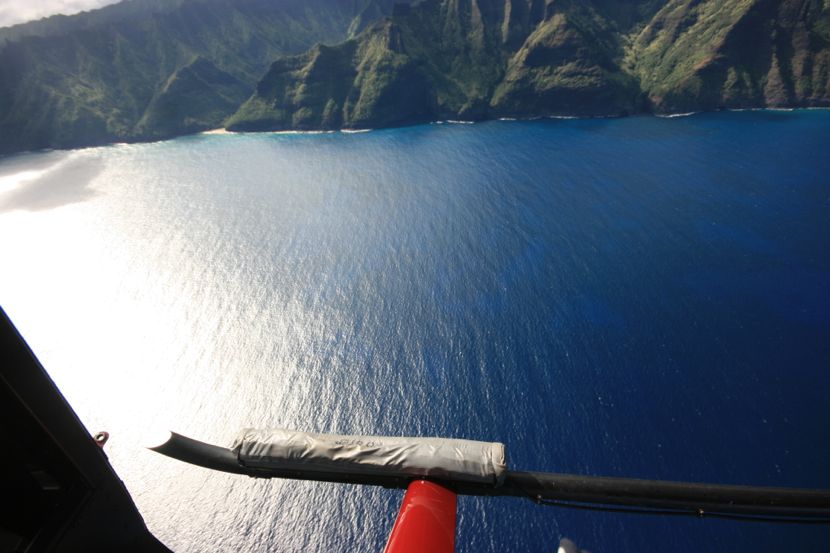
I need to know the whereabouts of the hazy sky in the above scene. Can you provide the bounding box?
[0,0,121,28]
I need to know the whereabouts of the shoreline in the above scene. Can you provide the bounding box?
[207,106,830,137]
[3,106,829,159]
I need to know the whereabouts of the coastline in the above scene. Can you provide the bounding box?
[3,106,830,159]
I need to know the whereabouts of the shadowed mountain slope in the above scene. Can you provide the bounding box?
[2,0,828,153]
[0,0,402,154]
[228,0,830,132]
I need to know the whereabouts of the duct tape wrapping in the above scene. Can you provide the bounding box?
[232,428,507,485]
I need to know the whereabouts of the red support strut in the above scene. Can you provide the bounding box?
[383,480,457,553]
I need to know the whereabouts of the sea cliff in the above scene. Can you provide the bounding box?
[1,0,829,154]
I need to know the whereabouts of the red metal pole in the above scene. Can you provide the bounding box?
[383,480,457,553]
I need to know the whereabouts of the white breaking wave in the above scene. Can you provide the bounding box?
[656,111,698,118]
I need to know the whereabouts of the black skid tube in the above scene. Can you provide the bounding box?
[150,432,830,520]
[495,471,830,518]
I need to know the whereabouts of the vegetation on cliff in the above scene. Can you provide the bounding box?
[629,0,830,111]
[1,0,829,153]
[230,0,830,132]
[0,0,400,154]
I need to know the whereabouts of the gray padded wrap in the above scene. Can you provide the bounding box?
[232,428,507,485]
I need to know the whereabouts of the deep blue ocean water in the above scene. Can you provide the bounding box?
[0,110,828,552]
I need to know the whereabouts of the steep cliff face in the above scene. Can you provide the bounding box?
[0,0,399,154]
[630,0,830,111]
[1,0,829,153]
[135,56,250,137]
[230,0,830,132]
[230,0,653,131]
[228,0,494,132]
[230,24,435,131]
[490,2,644,117]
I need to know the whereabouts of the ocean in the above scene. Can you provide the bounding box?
[0,111,828,552]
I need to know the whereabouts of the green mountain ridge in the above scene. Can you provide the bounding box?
[631,0,830,111]
[0,0,186,45]
[135,56,250,137]
[1,0,829,154]
[228,0,830,133]
[0,0,402,154]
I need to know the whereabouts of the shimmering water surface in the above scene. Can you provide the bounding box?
[1,111,829,552]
